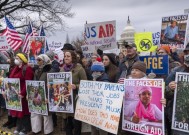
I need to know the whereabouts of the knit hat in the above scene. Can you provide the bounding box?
[45,50,55,60]
[61,43,75,51]
[158,45,170,54]
[139,86,152,95]
[103,53,117,66]
[91,61,105,72]
[37,54,51,65]
[132,61,146,73]
[16,53,28,63]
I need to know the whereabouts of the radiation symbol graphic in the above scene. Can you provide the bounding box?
[139,39,152,51]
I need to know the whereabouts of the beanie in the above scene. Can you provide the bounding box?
[158,45,170,54]
[16,53,28,63]
[37,54,51,65]
[132,61,146,73]
[91,61,105,72]
[45,50,55,60]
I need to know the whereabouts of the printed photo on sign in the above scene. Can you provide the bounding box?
[26,81,48,115]
[123,79,164,135]
[47,72,73,113]
[160,14,188,49]
[84,20,116,50]
[4,78,22,111]
[0,64,9,94]
[28,36,46,64]
[172,72,189,133]
[75,80,124,134]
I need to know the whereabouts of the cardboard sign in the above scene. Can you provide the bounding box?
[139,55,169,75]
[75,80,124,134]
[81,45,96,58]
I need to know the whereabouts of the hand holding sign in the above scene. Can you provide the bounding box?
[169,81,177,91]
[132,112,140,123]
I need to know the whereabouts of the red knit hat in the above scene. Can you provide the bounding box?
[158,45,171,54]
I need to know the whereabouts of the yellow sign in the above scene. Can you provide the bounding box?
[135,32,157,52]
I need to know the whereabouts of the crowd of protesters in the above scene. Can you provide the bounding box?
[0,41,188,135]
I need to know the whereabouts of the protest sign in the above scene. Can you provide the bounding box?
[153,32,160,46]
[172,72,189,133]
[26,81,48,115]
[139,55,169,75]
[4,78,22,111]
[47,72,73,113]
[75,80,124,134]
[0,36,10,51]
[53,47,64,64]
[123,79,164,135]
[135,32,157,52]
[48,41,64,51]
[103,48,120,56]
[160,14,188,49]
[28,36,46,64]
[84,20,116,50]
[81,45,96,59]
[0,64,9,94]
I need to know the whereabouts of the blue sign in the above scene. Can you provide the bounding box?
[139,55,169,75]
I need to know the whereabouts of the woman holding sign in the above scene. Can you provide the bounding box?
[8,53,34,135]
[59,50,87,135]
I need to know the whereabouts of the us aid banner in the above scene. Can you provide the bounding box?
[139,55,169,75]
[172,72,189,133]
[47,72,73,113]
[160,14,188,49]
[84,20,116,50]
[75,80,124,134]
[4,78,22,111]
[26,81,48,115]
[123,79,164,135]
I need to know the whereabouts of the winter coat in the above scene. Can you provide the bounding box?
[34,64,53,97]
[51,60,60,72]
[96,73,109,82]
[116,54,140,82]
[10,65,34,118]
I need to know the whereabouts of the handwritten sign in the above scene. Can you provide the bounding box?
[123,79,164,135]
[0,36,10,51]
[75,80,124,134]
[139,55,169,75]
[84,20,116,50]
[81,45,96,59]
[153,32,160,45]
[172,72,189,133]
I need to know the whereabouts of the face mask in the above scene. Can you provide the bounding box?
[14,59,20,65]
[184,55,189,67]
[92,72,102,79]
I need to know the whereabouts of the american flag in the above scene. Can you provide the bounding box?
[22,22,38,53]
[39,25,49,51]
[1,16,23,51]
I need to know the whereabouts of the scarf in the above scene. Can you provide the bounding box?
[63,64,74,72]
[135,100,156,121]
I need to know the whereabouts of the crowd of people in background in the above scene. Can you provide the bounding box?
[0,41,187,135]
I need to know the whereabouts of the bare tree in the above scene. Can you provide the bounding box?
[0,0,74,34]
[71,34,85,51]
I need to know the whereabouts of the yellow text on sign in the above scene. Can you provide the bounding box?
[143,57,163,69]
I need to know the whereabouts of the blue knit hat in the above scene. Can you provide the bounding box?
[91,61,105,72]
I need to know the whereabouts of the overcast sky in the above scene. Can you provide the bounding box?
[48,0,189,44]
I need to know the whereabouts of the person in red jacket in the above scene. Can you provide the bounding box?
[9,53,34,135]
